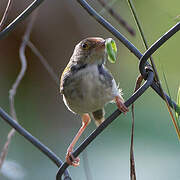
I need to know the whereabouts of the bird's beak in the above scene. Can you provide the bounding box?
[95,38,106,51]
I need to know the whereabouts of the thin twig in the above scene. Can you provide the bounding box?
[98,0,116,15]
[0,8,72,180]
[26,40,59,85]
[0,0,44,39]
[97,0,135,36]
[0,0,14,31]
[0,128,15,168]
[127,0,180,140]
[0,10,38,169]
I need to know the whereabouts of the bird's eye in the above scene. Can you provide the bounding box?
[81,43,89,50]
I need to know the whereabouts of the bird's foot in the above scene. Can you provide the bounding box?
[66,147,80,167]
[115,96,128,114]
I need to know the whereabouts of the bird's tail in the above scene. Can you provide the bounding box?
[92,109,105,127]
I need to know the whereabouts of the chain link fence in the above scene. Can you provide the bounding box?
[0,0,180,180]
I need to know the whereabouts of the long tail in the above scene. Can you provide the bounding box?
[92,109,105,127]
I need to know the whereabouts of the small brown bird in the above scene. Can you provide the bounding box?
[60,37,128,167]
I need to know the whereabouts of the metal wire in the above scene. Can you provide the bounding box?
[139,22,180,78]
[56,69,154,180]
[77,0,142,59]
[56,1,180,179]
[76,0,180,112]
[0,0,44,39]
[0,107,71,179]
[139,22,180,112]
[0,0,179,179]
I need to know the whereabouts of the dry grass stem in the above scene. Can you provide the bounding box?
[130,74,143,180]
[27,40,59,85]
[97,0,135,36]
[0,10,38,169]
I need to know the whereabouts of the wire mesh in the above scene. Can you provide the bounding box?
[0,0,179,180]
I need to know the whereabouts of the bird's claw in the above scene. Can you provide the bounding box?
[66,149,80,167]
[115,96,129,114]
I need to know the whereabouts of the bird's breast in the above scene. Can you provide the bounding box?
[62,64,119,114]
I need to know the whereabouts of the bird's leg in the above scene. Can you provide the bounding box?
[115,96,128,114]
[66,113,91,167]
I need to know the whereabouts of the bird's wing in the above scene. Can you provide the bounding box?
[60,63,72,94]
[60,62,88,94]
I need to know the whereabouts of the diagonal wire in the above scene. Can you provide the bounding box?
[0,0,179,179]
[139,22,180,139]
[77,0,142,59]
[0,10,38,169]
[76,0,180,112]
[0,107,71,179]
[127,0,180,140]
[56,70,154,180]
[56,1,180,179]
[0,0,14,31]
[0,0,44,39]
[0,10,72,178]
[0,7,72,180]
[57,20,180,177]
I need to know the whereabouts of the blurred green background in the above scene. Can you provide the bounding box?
[0,0,180,180]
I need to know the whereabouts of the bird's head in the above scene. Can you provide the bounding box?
[71,37,106,65]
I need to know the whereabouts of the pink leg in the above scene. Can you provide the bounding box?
[115,96,128,114]
[66,113,91,167]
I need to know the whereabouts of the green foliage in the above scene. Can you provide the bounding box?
[175,86,180,129]
[105,38,117,63]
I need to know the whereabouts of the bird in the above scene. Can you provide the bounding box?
[60,37,128,167]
